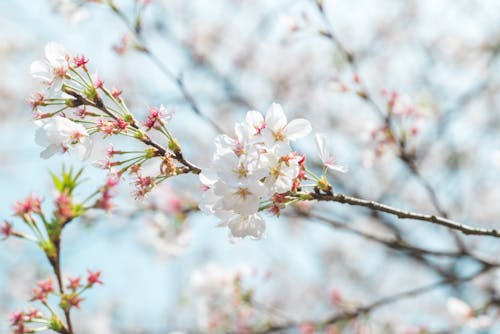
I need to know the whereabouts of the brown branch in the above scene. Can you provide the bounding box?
[306,192,500,238]
[314,2,450,220]
[47,238,74,334]
[65,88,202,174]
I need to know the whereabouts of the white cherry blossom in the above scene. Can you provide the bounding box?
[214,151,267,187]
[262,152,300,194]
[34,116,92,160]
[245,110,266,136]
[30,42,69,91]
[213,181,266,216]
[262,103,312,154]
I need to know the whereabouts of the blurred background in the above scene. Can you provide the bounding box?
[0,0,500,333]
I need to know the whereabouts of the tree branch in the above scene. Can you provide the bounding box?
[107,1,224,133]
[306,192,500,238]
[256,266,495,333]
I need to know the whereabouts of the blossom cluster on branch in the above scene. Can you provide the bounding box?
[2,168,107,334]
[1,0,500,332]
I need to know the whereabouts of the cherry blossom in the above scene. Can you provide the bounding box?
[30,42,69,91]
[200,103,310,239]
[261,103,312,155]
[34,116,92,160]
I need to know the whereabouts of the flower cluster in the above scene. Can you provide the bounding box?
[60,270,103,312]
[8,270,102,334]
[143,105,174,131]
[10,309,44,334]
[200,103,311,239]
[1,169,109,333]
[30,42,198,200]
[94,173,120,212]
[31,279,54,303]
[367,90,430,158]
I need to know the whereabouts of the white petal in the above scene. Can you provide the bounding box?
[315,133,328,162]
[234,122,251,146]
[45,42,67,63]
[215,181,262,215]
[40,144,60,159]
[326,163,348,173]
[245,110,265,135]
[51,78,64,92]
[34,123,50,146]
[199,168,218,186]
[225,191,260,215]
[30,60,51,82]
[76,137,92,161]
[214,134,236,157]
[271,141,292,156]
[246,110,264,126]
[248,180,267,197]
[274,175,293,193]
[214,152,240,182]
[199,189,219,214]
[227,214,265,239]
[284,119,311,140]
[73,121,89,136]
[265,103,287,131]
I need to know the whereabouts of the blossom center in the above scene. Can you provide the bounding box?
[235,187,252,199]
[273,129,285,142]
[233,164,248,178]
[53,66,67,79]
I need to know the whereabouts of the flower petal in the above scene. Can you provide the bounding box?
[227,214,265,239]
[30,60,51,82]
[284,118,311,140]
[315,133,328,161]
[45,42,67,63]
[265,103,287,131]
[40,145,60,159]
[326,163,348,173]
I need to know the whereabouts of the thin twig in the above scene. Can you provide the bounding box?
[315,2,449,219]
[256,266,494,333]
[108,1,224,133]
[302,211,498,268]
[64,88,202,174]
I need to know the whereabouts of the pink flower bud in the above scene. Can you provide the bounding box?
[67,277,82,292]
[13,194,42,217]
[87,270,103,287]
[10,311,24,326]
[37,278,54,294]
[0,221,13,239]
[73,55,89,69]
[111,87,122,99]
